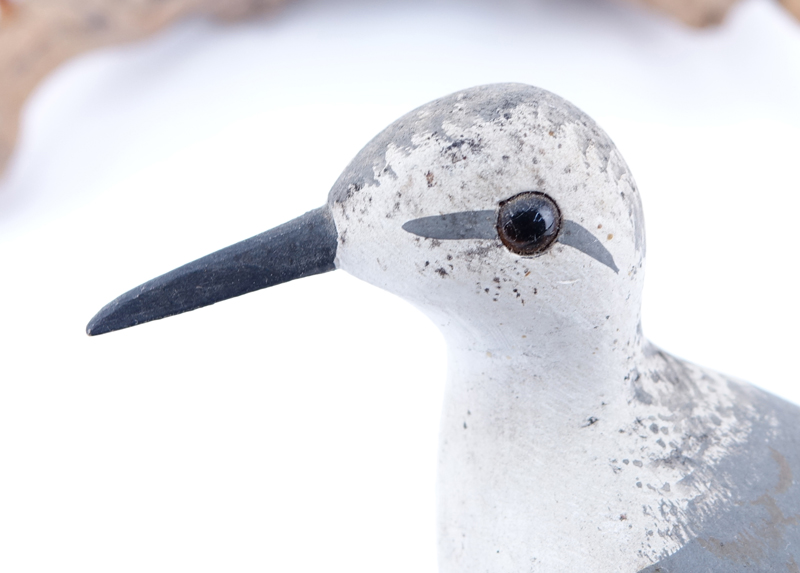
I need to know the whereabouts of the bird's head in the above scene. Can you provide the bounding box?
[329,84,645,349]
[88,84,645,354]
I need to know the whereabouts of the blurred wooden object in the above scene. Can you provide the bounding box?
[629,0,800,25]
[781,0,800,20]
[628,0,740,26]
[0,0,286,178]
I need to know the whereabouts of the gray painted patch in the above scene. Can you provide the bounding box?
[637,387,800,573]
[402,210,496,240]
[559,220,619,273]
[402,211,619,273]
[328,83,616,205]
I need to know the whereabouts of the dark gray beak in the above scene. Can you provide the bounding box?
[87,206,338,336]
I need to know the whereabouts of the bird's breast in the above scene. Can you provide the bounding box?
[435,345,769,572]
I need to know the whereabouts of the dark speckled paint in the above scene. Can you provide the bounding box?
[330,85,605,198]
[329,83,645,259]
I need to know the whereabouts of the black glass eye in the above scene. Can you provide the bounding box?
[496,192,562,256]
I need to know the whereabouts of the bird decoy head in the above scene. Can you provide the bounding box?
[328,84,646,350]
[87,83,646,354]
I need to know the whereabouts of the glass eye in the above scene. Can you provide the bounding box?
[496,192,562,256]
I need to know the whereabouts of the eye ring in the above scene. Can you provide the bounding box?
[496,192,562,256]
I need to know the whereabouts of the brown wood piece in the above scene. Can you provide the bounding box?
[0,0,287,178]
[626,0,800,26]
[780,0,800,20]
[624,0,740,27]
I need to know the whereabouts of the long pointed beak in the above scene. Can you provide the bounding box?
[87,206,338,336]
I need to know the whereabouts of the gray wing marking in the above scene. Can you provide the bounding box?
[638,391,800,573]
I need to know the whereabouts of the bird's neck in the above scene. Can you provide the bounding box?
[427,301,646,570]
[429,304,644,423]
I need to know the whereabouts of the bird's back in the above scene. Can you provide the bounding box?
[637,347,800,572]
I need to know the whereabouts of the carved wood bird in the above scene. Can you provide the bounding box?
[88,84,800,573]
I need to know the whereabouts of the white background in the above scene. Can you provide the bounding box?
[1,0,799,570]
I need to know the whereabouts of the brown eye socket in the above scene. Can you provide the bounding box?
[497,192,562,256]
